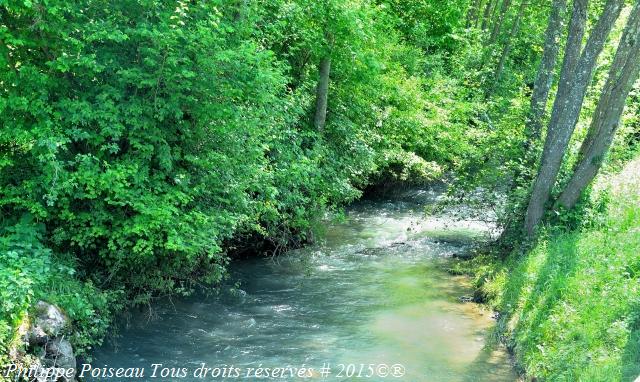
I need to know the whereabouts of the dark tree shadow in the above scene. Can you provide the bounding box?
[622,301,640,382]
[462,231,580,381]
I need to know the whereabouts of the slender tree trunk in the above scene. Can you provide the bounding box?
[481,0,497,30]
[491,1,527,88]
[489,0,513,44]
[467,0,483,27]
[524,0,567,145]
[578,2,640,159]
[480,0,511,68]
[556,2,640,209]
[496,0,565,244]
[314,57,331,131]
[524,0,624,236]
[546,0,588,130]
[475,0,488,28]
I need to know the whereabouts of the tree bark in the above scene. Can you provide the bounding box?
[546,0,588,131]
[523,0,624,236]
[555,2,640,209]
[491,1,528,88]
[467,0,483,27]
[489,0,513,44]
[524,0,567,144]
[314,57,331,131]
[481,0,497,30]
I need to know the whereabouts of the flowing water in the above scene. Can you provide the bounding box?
[91,188,517,381]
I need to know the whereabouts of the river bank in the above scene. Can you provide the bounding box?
[451,157,640,381]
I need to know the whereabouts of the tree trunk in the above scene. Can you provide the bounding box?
[555,2,640,209]
[467,0,483,27]
[523,0,624,236]
[489,0,513,44]
[314,57,331,131]
[491,1,527,88]
[481,0,497,30]
[546,0,588,131]
[524,0,567,145]
[496,0,565,243]
[475,0,488,28]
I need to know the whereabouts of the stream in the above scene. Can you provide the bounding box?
[90,188,517,381]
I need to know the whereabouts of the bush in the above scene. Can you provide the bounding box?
[0,217,117,359]
[1,0,467,357]
[0,217,51,354]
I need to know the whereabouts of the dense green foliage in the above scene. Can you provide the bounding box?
[0,216,117,361]
[2,0,639,379]
[1,0,466,358]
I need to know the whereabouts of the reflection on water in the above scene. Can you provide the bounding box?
[91,188,517,381]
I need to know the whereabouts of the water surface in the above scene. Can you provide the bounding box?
[91,189,517,381]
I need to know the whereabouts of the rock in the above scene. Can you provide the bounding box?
[19,339,77,382]
[43,338,76,370]
[43,338,76,381]
[28,326,49,346]
[35,301,68,336]
[451,251,474,260]
[28,302,68,345]
[472,290,485,303]
[16,302,77,382]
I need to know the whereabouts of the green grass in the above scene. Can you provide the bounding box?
[454,158,640,381]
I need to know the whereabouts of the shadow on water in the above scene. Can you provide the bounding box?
[461,343,517,382]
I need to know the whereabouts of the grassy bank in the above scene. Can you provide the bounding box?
[453,157,640,381]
